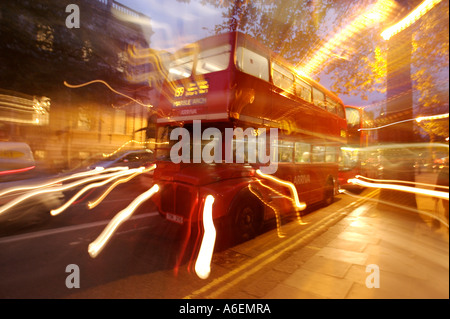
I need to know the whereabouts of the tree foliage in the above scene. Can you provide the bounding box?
[193,0,448,112]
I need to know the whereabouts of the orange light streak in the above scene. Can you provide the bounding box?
[64,80,153,108]
[381,0,443,40]
[298,0,395,75]
[249,185,285,238]
[256,169,307,212]
[88,184,160,258]
[194,195,216,279]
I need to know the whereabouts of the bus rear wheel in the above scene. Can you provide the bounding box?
[323,178,335,206]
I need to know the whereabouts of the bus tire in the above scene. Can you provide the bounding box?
[323,178,335,206]
[229,191,264,244]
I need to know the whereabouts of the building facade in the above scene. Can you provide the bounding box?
[0,0,157,172]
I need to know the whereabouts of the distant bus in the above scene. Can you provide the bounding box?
[150,31,347,244]
[339,105,380,188]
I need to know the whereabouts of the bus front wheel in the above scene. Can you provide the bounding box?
[230,194,263,244]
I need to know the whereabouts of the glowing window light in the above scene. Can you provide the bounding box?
[88,164,156,209]
[194,195,216,279]
[256,169,307,212]
[88,184,160,258]
[348,177,449,200]
[381,0,443,40]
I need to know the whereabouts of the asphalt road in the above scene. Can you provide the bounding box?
[0,177,366,299]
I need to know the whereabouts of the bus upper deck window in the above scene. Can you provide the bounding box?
[326,97,337,114]
[312,88,326,110]
[336,103,345,118]
[345,108,361,128]
[295,78,312,103]
[168,54,194,81]
[272,62,295,94]
[236,46,269,81]
[195,44,231,75]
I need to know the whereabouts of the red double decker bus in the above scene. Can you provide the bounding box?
[150,32,347,244]
[338,105,380,188]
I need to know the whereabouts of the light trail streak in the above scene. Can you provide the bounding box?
[102,140,152,158]
[88,184,160,258]
[0,167,127,199]
[340,189,449,228]
[381,0,443,40]
[256,170,307,213]
[348,177,449,200]
[64,80,153,108]
[50,168,143,216]
[0,169,132,216]
[359,113,449,131]
[0,166,35,176]
[194,195,216,279]
[355,174,449,190]
[298,0,395,75]
[248,185,285,238]
[255,179,307,226]
[88,164,156,209]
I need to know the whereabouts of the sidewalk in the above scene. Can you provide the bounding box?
[263,173,449,299]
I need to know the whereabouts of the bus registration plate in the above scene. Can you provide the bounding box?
[166,213,183,224]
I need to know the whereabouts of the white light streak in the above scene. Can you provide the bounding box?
[194,195,216,279]
[355,175,449,190]
[0,168,131,216]
[88,164,156,209]
[359,113,449,131]
[50,168,142,216]
[0,166,127,199]
[88,184,160,258]
[348,177,449,200]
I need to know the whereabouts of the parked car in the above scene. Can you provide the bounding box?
[0,142,36,182]
[87,149,155,170]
